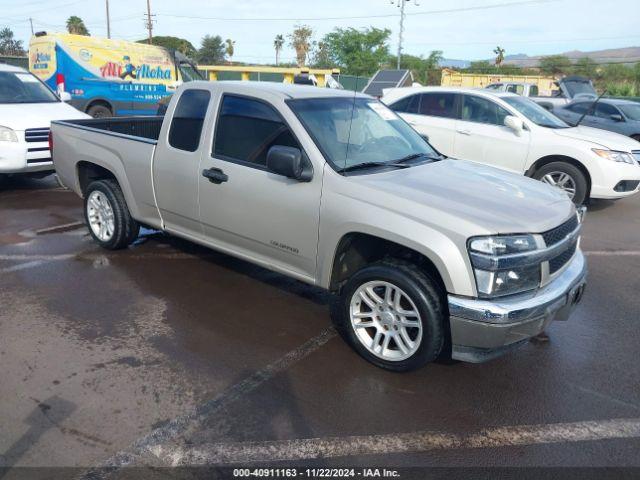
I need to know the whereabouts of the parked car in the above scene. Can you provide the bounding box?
[0,63,89,179]
[530,75,597,110]
[51,81,587,371]
[485,82,539,97]
[382,86,640,205]
[553,98,640,142]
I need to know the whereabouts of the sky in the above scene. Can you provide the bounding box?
[3,0,640,63]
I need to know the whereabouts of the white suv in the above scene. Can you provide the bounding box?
[382,87,640,204]
[0,64,88,178]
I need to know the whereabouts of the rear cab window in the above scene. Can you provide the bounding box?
[169,89,211,152]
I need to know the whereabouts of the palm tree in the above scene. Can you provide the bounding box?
[274,34,284,66]
[225,39,235,64]
[66,16,90,36]
[288,25,313,67]
[494,46,505,67]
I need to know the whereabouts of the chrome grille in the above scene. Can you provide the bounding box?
[542,215,578,247]
[25,128,50,143]
[549,240,577,274]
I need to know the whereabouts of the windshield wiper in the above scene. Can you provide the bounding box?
[338,161,412,173]
[393,152,443,163]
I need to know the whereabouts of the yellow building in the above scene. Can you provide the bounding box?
[440,68,557,96]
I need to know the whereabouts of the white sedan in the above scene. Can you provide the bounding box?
[382,86,640,204]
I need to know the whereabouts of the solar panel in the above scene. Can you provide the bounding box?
[362,70,412,97]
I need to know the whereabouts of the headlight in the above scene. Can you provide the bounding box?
[592,149,636,165]
[469,234,540,298]
[0,125,18,142]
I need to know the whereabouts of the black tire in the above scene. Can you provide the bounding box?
[331,259,446,372]
[87,104,112,118]
[84,179,139,250]
[533,161,588,205]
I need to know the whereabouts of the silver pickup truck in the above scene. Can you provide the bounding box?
[51,81,587,371]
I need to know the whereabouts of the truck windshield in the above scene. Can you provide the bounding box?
[0,71,59,104]
[288,97,439,172]
[503,96,570,129]
[178,62,202,82]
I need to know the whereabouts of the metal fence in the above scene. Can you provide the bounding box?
[0,56,28,69]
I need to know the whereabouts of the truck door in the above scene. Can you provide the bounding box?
[197,94,323,281]
[153,88,213,239]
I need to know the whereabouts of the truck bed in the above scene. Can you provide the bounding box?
[57,116,164,143]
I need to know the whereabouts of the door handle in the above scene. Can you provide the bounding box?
[202,167,228,184]
[456,129,472,135]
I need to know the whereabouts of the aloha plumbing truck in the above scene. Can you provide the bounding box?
[29,32,201,117]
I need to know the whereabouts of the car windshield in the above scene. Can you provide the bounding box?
[619,103,640,121]
[178,62,201,82]
[503,95,570,129]
[288,97,439,172]
[0,71,59,104]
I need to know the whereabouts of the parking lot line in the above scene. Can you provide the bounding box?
[148,417,640,465]
[80,327,337,478]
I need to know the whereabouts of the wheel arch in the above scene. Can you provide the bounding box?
[85,98,114,116]
[526,154,592,195]
[328,232,450,296]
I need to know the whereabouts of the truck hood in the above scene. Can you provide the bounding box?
[552,125,639,151]
[349,159,574,235]
[0,102,89,130]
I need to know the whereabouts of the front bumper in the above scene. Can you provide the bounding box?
[0,135,54,174]
[447,251,587,363]
[590,160,640,199]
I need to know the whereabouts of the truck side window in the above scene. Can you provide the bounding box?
[530,85,539,96]
[213,95,299,167]
[169,89,211,152]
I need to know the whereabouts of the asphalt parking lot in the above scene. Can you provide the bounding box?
[1,175,640,476]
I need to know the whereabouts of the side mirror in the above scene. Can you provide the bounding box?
[504,115,524,135]
[59,91,72,102]
[610,114,624,122]
[266,145,313,182]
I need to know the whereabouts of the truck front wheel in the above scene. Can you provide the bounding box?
[84,179,139,250]
[87,104,112,118]
[332,259,445,372]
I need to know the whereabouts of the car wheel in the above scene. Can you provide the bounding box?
[332,259,445,372]
[87,104,112,118]
[534,162,588,205]
[84,179,139,250]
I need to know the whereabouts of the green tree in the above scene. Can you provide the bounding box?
[310,41,332,69]
[398,51,442,85]
[0,27,25,56]
[66,16,90,36]
[136,36,197,58]
[288,25,313,66]
[321,27,391,76]
[273,34,285,66]
[538,55,572,76]
[493,46,505,67]
[225,39,235,64]
[197,35,225,64]
[572,57,597,77]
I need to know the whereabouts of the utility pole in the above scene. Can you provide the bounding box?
[391,0,419,70]
[29,17,34,35]
[105,0,111,38]
[144,0,155,44]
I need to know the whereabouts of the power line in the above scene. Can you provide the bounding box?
[156,0,557,22]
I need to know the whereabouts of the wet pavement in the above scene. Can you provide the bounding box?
[1,175,639,474]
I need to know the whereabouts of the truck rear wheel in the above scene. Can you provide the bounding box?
[332,259,445,372]
[84,179,139,250]
[534,161,588,205]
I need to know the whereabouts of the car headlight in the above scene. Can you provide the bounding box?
[0,125,18,142]
[592,149,636,165]
[468,234,540,298]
